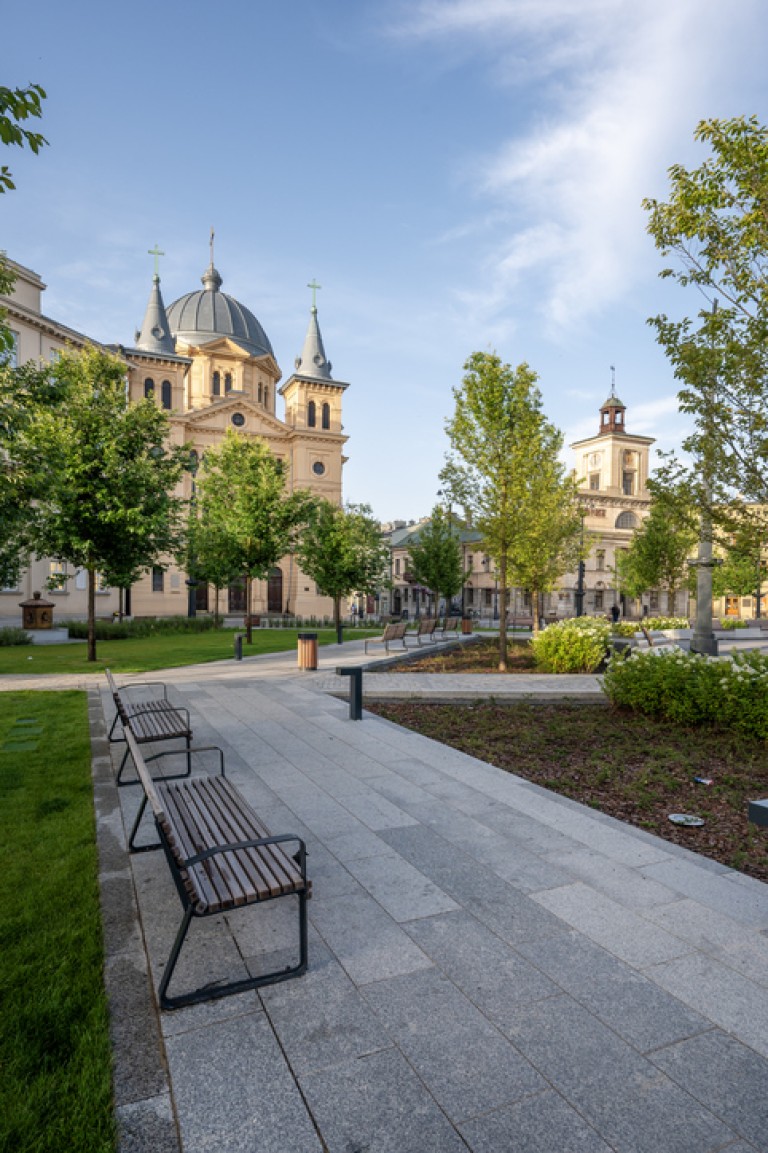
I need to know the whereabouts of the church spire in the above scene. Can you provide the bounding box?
[294,280,333,380]
[135,245,176,354]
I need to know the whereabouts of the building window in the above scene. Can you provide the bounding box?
[308,400,316,427]
[322,402,330,430]
[589,473,601,490]
[466,587,474,605]
[264,387,269,407]
[622,471,635,496]
[212,371,221,396]
[151,567,164,593]
[144,377,154,398]
[48,560,67,590]
[650,591,659,611]
[594,590,604,610]
[484,588,492,607]
[1,330,19,367]
[161,380,172,409]
[616,511,638,530]
[596,550,605,571]
[224,372,232,392]
[258,382,263,402]
[395,558,401,575]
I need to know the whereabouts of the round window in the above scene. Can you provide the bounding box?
[312,461,326,476]
[231,412,245,428]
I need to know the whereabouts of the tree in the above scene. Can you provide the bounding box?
[195,431,313,642]
[445,352,582,669]
[616,490,697,615]
[26,346,188,660]
[182,504,240,625]
[296,500,389,643]
[404,505,466,619]
[643,116,768,523]
[1,83,47,352]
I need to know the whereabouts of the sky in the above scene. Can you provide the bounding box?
[4,0,768,523]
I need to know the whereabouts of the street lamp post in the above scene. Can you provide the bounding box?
[690,301,719,657]
[186,450,199,619]
[575,508,587,617]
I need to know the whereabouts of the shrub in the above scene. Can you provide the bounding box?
[0,627,32,647]
[66,615,222,641]
[532,617,611,674]
[611,616,689,637]
[602,647,768,739]
[719,618,748,630]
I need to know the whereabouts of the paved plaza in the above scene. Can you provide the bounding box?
[13,638,768,1151]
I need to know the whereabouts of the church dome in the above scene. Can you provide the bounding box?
[166,261,274,358]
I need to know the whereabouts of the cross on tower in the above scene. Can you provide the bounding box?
[148,244,165,276]
[307,279,322,309]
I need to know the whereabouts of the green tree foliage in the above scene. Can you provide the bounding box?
[1,83,47,351]
[404,505,466,618]
[445,352,581,668]
[296,500,389,642]
[182,503,241,625]
[0,359,68,586]
[644,116,768,534]
[27,346,188,660]
[195,431,313,641]
[616,489,698,615]
[0,83,47,192]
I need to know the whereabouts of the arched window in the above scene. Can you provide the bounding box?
[616,511,638,530]
[161,380,172,409]
[224,372,232,392]
[144,377,155,398]
[264,387,269,407]
[212,371,221,396]
[308,400,316,427]
[258,382,263,403]
[322,402,330,430]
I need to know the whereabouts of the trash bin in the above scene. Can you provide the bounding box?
[461,617,473,635]
[297,632,318,670]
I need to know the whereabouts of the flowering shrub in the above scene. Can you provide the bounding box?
[611,617,689,637]
[532,616,611,673]
[602,647,768,739]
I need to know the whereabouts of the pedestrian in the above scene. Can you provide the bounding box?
[611,604,620,624]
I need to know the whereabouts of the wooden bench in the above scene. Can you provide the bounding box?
[123,725,309,1010]
[405,618,438,646]
[439,616,461,637]
[364,620,408,654]
[106,669,193,785]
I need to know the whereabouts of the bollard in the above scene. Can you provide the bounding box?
[234,633,245,661]
[336,666,363,720]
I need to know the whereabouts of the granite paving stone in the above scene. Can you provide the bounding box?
[457,1089,614,1153]
[342,851,460,921]
[361,967,546,1123]
[650,1029,768,1150]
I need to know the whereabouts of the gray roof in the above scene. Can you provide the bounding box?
[293,306,333,380]
[135,274,176,355]
[166,262,274,358]
[601,393,625,409]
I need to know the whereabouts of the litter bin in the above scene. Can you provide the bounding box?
[297,631,318,670]
[461,617,473,635]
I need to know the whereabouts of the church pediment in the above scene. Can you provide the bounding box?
[179,335,280,375]
[178,397,289,439]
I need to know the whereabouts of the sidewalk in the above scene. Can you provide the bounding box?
[83,641,768,1153]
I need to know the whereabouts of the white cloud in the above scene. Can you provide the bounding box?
[394,0,765,338]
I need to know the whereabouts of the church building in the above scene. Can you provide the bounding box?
[0,247,349,623]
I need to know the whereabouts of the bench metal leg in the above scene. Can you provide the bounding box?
[158,891,309,1011]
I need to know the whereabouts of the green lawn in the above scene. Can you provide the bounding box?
[0,692,115,1153]
[0,627,378,675]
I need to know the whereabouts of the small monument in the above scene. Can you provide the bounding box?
[19,591,55,630]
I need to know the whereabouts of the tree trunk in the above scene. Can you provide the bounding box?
[334,595,343,644]
[531,589,541,637]
[87,565,97,662]
[498,555,508,672]
[668,588,676,616]
[214,586,220,626]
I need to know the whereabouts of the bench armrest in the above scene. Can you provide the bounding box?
[184,833,307,874]
[145,745,225,776]
[121,680,170,701]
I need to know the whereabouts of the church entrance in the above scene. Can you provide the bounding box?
[195,583,209,612]
[268,567,283,613]
[228,580,246,614]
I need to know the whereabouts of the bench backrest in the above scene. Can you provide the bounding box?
[124,726,167,824]
[418,618,437,634]
[105,668,120,699]
[382,621,407,640]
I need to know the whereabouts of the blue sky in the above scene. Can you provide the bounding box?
[5,0,768,521]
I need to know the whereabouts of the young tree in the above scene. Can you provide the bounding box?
[27,346,188,660]
[616,490,698,615]
[296,500,389,643]
[405,505,467,619]
[445,352,581,669]
[644,116,768,521]
[182,505,240,625]
[195,431,313,642]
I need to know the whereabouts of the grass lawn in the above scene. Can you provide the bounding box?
[0,627,377,676]
[369,640,768,882]
[0,692,115,1153]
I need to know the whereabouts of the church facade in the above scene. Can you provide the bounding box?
[0,250,348,623]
